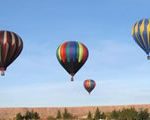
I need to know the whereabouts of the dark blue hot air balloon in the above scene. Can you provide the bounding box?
[132,18,150,59]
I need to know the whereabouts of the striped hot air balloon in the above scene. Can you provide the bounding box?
[132,18,150,59]
[84,79,96,94]
[56,41,89,81]
[0,30,23,76]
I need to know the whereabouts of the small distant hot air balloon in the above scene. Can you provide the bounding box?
[84,79,96,94]
[132,18,150,59]
[0,30,23,76]
[56,41,89,81]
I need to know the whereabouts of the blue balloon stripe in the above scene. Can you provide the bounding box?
[72,42,77,62]
[134,30,147,53]
[143,19,149,52]
[137,22,148,54]
[66,42,70,62]
[76,42,79,61]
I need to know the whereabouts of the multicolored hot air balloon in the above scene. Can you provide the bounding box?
[0,30,23,76]
[56,41,89,81]
[132,18,150,59]
[84,79,96,94]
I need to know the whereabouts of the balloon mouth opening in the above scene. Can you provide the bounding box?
[147,55,150,60]
[0,68,6,76]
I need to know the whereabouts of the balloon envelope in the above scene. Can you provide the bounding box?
[84,79,96,94]
[132,18,150,59]
[56,41,89,81]
[0,30,23,76]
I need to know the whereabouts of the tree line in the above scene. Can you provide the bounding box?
[109,108,150,120]
[87,107,150,120]
[15,108,74,120]
[14,107,150,120]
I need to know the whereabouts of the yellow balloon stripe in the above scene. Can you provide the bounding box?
[131,25,135,36]
[135,22,138,33]
[134,23,144,48]
[147,20,150,47]
[78,43,83,63]
[58,46,61,60]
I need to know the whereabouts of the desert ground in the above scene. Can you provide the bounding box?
[0,104,150,119]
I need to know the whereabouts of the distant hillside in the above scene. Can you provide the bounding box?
[0,104,150,120]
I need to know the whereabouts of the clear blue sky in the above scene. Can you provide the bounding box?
[0,0,150,107]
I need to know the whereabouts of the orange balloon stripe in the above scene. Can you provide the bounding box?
[82,44,88,63]
[85,80,91,88]
[60,42,67,62]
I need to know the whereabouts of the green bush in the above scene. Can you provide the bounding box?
[138,109,149,120]
[16,113,23,120]
[15,110,40,120]
[56,110,62,119]
[87,111,92,120]
[63,108,73,119]
[94,107,101,120]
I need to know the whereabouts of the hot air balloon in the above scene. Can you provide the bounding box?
[0,30,23,76]
[56,41,89,81]
[84,79,96,94]
[132,18,150,59]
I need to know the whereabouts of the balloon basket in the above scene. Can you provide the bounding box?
[71,77,74,81]
[0,71,5,76]
[147,56,150,60]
